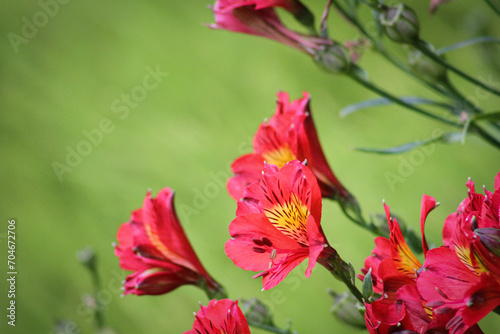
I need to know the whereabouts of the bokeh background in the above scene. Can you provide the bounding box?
[1,0,499,333]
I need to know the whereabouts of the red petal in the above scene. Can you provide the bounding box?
[143,189,210,276]
[123,267,197,296]
[191,299,250,334]
[442,212,458,247]
[418,247,479,304]
[420,194,437,256]
[228,153,265,200]
[226,213,303,272]
[385,203,422,279]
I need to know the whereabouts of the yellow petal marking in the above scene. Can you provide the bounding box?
[262,144,297,169]
[264,193,309,246]
[144,221,198,273]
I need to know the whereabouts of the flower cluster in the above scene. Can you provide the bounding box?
[360,173,500,333]
[108,0,500,333]
[112,91,500,333]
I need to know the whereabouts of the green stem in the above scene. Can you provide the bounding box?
[441,78,484,114]
[338,198,373,232]
[331,0,453,99]
[469,122,500,150]
[415,40,500,97]
[324,253,364,304]
[200,278,228,300]
[337,195,390,238]
[246,322,296,334]
[484,0,500,16]
[90,268,105,329]
[442,79,500,133]
[348,66,462,127]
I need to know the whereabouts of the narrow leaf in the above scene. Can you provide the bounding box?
[340,97,452,118]
[362,268,373,300]
[437,36,500,55]
[353,131,462,154]
[348,262,356,285]
[354,138,436,154]
[471,111,500,121]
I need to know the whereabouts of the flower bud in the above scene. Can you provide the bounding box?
[314,43,351,74]
[408,49,447,83]
[474,228,500,258]
[77,246,97,272]
[239,298,274,328]
[380,4,420,44]
[329,290,366,328]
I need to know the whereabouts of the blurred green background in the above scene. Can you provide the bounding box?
[1,0,499,333]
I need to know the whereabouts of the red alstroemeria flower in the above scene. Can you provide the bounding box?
[210,0,330,56]
[216,0,306,13]
[359,196,469,333]
[183,299,250,334]
[114,188,223,297]
[418,173,500,334]
[227,91,352,202]
[225,160,337,290]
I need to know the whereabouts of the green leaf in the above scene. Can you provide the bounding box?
[362,268,373,300]
[437,36,500,55]
[471,111,500,121]
[348,262,356,285]
[340,97,452,118]
[353,131,462,154]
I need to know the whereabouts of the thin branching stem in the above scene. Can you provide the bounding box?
[415,40,500,97]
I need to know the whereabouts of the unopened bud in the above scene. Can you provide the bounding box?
[315,43,351,74]
[239,298,274,328]
[408,49,447,83]
[82,294,98,311]
[474,228,500,258]
[380,4,420,44]
[329,290,366,328]
[77,247,96,272]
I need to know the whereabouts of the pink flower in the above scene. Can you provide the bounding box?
[184,299,250,334]
[227,91,352,201]
[114,188,223,297]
